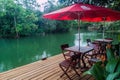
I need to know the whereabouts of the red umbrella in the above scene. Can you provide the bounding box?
[43,3,120,49]
[43,3,120,21]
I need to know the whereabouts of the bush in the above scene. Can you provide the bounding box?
[84,48,120,80]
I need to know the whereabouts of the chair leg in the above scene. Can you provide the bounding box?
[88,60,93,67]
[59,65,72,80]
[59,65,69,77]
[73,68,80,77]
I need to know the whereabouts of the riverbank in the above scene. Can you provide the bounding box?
[106,30,120,33]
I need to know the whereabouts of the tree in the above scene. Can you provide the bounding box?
[0,0,119,38]
[43,0,73,33]
[58,0,120,10]
[0,0,39,38]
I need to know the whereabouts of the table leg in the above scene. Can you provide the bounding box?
[81,54,86,68]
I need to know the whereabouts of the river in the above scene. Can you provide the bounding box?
[0,29,119,72]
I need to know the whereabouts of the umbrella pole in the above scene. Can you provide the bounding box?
[103,27,104,39]
[103,17,106,39]
[78,19,80,51]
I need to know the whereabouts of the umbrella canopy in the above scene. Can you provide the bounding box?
[43,3,120,22]
[43,3,120,50]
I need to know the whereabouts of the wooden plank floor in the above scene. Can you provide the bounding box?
[0,54,94,80]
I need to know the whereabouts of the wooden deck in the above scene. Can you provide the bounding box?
[0,54,94,80]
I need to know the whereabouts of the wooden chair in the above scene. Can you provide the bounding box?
[85,39,101,66]
[88,42,108,66]
[105,38,113,40]
[92,42,102,56]
[61,44,74,60]
[86,39,100,58]
[86,39,91,46]
[59,54,80,80]
[88,58,101,66]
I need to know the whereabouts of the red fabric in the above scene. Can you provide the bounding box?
[43,3,120,22]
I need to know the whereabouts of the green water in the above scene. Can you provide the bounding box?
[0,29,120,72]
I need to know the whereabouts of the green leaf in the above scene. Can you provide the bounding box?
[83,70,92,75]
[106,48,115,61]
[106,58,118,73]
[116,58,120,72]
[87,62,106,80]
[106,72,120,80]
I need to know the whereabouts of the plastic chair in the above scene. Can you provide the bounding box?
[61,44,74,60]
[59,54,80,80]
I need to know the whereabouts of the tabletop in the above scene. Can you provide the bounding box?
[65,46,94,54]
[94,39,113,43]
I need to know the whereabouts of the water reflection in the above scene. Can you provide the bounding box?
[0,32,75,72]
[74,32,101,46]
[74,33,87,46]
[41,51,51,59]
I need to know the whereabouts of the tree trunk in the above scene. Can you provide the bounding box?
[14,16,19,38]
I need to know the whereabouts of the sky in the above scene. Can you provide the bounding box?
[36,0,48,11]
[36,0,58,11]
[36,0,48,5]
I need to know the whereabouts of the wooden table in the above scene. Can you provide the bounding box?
[65,46,94,68]
[94,39,113,43]
[94,39,113,58]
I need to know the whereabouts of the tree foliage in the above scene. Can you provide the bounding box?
[58,0,120,10]
[0,0,120,38]
[0,0,39,38]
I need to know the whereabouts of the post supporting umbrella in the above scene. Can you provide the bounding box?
[102,17,107,39]
[77,13,81,50]
[78,19,81,50]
